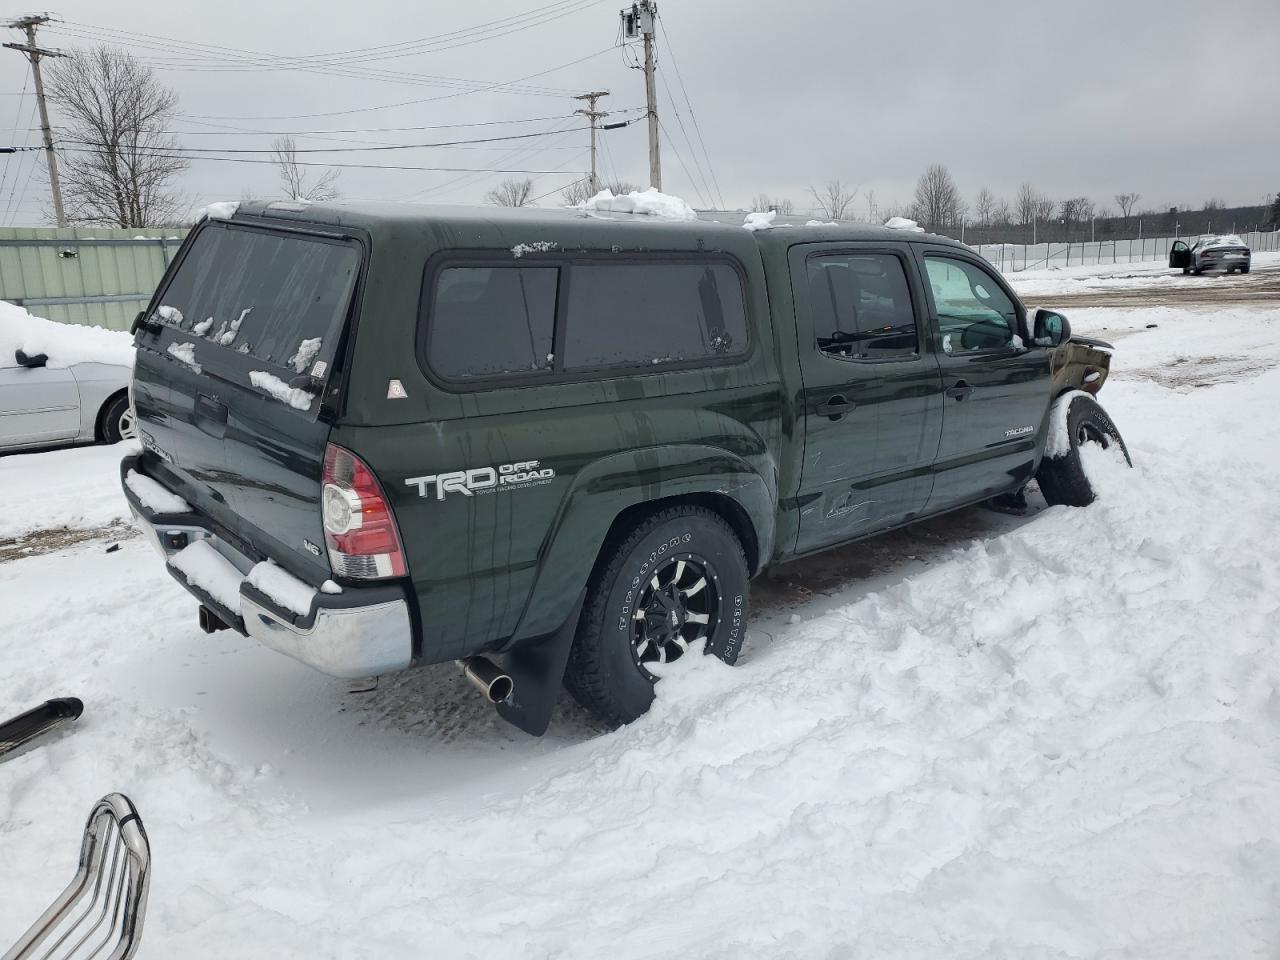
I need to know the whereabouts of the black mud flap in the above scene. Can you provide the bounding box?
[0,697,84,763]
[495,591,586,737]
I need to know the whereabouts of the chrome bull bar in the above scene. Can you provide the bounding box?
[3,794,151,960]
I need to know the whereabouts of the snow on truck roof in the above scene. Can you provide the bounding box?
[227,193,965,249]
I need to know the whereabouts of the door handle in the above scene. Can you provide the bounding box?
[816,395,854,420]
[945,380,973,402]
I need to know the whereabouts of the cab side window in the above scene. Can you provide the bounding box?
[924,256,1017,353]
[806,253,918,360]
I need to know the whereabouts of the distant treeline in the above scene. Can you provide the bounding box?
[937,203,1278,246]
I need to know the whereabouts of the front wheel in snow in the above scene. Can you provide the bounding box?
[563,506,750,728]
[1036,393,1131,508]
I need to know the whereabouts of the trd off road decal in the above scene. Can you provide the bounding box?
[405,460,555,500]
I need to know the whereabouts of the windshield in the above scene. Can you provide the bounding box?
[149,222,360,378]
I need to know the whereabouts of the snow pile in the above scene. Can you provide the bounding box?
[741,211,776,231]
[511,241,557,258]
[1201,234,1246,249]
[168,540,243,615]
[288,337,322,374]
[1043,389,1093,458]
[577,187,698,221]
[884,216,925,232]
[0,300,135,369]
[192,317,214,336]
[214,308,251,347]
[124,470,191,515]
[155,305,184,326]
[166,341,201,373]
[197,201,239,222]
[246,560,316,617]
[250,370,314,410]
[805,219,839,226]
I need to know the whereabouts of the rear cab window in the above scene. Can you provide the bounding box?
[145,221,362,411]
[420,257,749,385]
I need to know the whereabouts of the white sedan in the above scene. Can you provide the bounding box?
[0,347,134,452]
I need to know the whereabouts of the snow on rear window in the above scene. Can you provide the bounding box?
[149,223,358,377]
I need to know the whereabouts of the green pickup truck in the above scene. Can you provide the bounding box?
[121,201,1126,734]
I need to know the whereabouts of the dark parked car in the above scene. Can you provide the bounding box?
[1169,235,1251,275]
[121,202,1127,734]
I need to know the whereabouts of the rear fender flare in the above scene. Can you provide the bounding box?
[505,444,776,646]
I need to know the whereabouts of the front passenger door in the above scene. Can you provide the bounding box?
[918,251,1051,512]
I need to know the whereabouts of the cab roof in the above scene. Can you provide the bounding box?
[230,199,968,254]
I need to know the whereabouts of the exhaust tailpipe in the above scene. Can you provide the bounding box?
[458,656,513,704]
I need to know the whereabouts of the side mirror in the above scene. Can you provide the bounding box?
[1033,309,1071,347]
[15,348,48,368]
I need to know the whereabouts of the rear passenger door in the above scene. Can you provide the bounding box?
[789,243,944,555]
[915,248,1051,511]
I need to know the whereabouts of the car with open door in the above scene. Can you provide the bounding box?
[0,346,134,453]
[1169,235,1251,275]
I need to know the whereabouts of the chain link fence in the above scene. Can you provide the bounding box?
[973,226,1280,273]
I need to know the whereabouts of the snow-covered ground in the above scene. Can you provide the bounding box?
[1006,251,1280,298]
[3,273,1279,957]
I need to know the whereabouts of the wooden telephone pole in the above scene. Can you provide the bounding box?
[620,1,660,190]
[4,15,68,226]
[573,90,609,194]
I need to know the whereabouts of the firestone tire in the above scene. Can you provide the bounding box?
[1036,394,1131,508]
[563,506,749,728]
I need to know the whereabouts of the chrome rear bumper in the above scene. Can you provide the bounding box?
[122,455,413,679]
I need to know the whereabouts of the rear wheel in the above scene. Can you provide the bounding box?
[1037,394,1130,508]
[100,393,135,444]
[564,506,749,727]
[1241,265,1250,274]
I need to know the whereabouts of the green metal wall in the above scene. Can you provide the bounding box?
[0,226,189,331]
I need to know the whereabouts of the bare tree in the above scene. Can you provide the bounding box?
[604,179,639,196]
[1033,193,1056,223]
[1059,197,1094,224]
[560,178,594,206]
[46,45,188,227]
[993,199,1012,225]
[912,164,962,231]
[270,136,339,202]
[751,193,794,215]
[1015,182,1038,225]
[486,177,535,207]
[1114,192,1141,219]
[973,187,997,227]
[807,179,857,220]
[1202,197,1225,211]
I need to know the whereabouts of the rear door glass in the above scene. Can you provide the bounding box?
[152,223,360,376]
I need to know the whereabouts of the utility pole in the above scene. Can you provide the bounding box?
[573,90,609,194]
[621,1,660,190]
[5,15,68,227]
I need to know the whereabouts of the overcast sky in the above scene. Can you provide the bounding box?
[1,0,1277,224]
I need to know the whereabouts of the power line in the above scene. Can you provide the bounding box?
[656,65,714,208]
[657,120,708,208]
[0,72,29,202]
[60,145,584,176]
[60,1,608,71]
[58,126,591,155]
[656,15,722,208]
[174,47,620,122]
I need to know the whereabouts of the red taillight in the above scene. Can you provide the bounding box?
[321,443,406,580]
